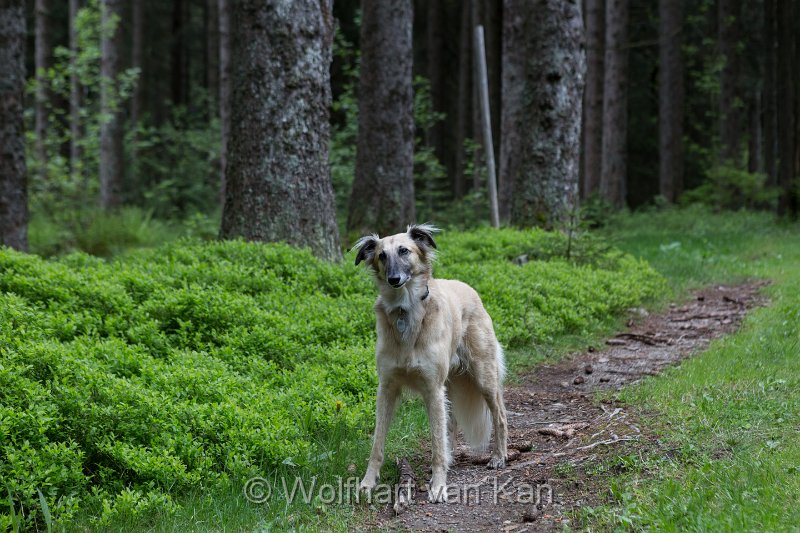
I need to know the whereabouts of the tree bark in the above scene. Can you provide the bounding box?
[347,0,415,237]
[425,0,443,160]
[453,0,472,199]
[762,0,777,185]
[483,0,502,177]
[69,0,83,182]
[776,0,796,217]
[0,0,28,251]
[658,0,684,202]
[131,0,143,127]
[499,0,585,227]
[206,0,219,119]
[218,0,230,204]
[582,0,604,198]
[718,0,742,165]
[171,0,188,107]
[220,0,342,261]
[34,0,50,179]
[99,0,125,209]
[600,0,629,208]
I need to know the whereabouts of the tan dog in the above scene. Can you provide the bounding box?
[354,224,508,503]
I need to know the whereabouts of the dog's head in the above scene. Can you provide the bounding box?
[353,224,438,289]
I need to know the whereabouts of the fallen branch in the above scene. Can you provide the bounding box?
[613,333,669,346]
[393,457,416,514]
[576,436,639,451]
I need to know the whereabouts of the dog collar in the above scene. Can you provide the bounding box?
[421,285,429,301]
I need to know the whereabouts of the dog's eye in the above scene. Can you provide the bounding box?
[378,251,386,261]
[398,247,409,256]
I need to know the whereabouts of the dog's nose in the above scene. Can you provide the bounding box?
[388,276,401,286]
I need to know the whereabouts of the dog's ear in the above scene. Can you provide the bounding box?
[353,235,379,266]
[408,223,438,251]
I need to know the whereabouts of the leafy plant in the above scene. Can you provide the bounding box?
[0,230,662,528]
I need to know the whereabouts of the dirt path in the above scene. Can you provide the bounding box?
[366,282,767,532]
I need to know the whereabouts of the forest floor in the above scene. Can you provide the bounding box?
[364,281,768,532]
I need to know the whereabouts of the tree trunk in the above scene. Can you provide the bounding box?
[131,0,143,127]
[34,0,50,179]
[206,0,219,119]
[220,0,342,261]
[483,0,502,177]
[0,0,28,251]
[218,0,230,204]
[471,0,484,192]
[171,0,187,107]
[718,0,742,165]
[347,0,415,237]
[99,0,124,209]
[658,0,684,202]
[763,0,777,186]
[499,0,585,227]
[425,0,443,159]
[453,0,472,199]
[582,0,604,198]
[747,94,762,174]
[69,0,83,183]
[600,0,629,208]
[776,0,796,217]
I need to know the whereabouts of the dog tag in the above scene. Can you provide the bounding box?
[396,316,407,333]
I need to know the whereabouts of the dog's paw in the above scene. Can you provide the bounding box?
[358,474,378,493]
[486,455,506,469]
[427,483,448,503]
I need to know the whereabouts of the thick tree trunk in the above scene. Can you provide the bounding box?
[763,0,777,185]
[69,0,83,182]
[499,0,585,227]
[718,0,742,165]
[776,0,796,217]
[218,0,230,203]
[600,0,629,208]
[582,0,604,198]
[220,0,342,261]
[0,0,28,251]
[347,0,415,237]
[34,0,49,178]
[99,0,124,209]
[658,0,684,202]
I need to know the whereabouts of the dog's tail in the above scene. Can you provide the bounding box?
[449,342,505,451]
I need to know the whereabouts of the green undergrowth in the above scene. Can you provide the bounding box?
[581,207,800,531]
[0,227,663,531]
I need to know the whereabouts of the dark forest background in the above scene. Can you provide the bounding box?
[0,0,798,259]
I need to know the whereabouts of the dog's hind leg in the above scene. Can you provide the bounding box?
[360,381,400,492]
[482,387,508,469]
[447,406,457,462]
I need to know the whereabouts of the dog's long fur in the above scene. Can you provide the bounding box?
[354,224,508,503]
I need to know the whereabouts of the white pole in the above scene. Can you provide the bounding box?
[474,25,500,228]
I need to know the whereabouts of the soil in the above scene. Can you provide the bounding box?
[363,282,768,532]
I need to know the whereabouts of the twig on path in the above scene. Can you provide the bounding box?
[576,435,639,451]
[393,457,416,514]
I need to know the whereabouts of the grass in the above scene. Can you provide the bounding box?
[582,206,800,531]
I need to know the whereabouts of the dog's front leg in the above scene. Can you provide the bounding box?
[360,381,400,492]
[421,383,449,503]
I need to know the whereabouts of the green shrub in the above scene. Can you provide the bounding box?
[0,229,662,528]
